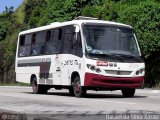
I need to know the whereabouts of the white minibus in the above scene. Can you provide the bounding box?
[15,17,145,97]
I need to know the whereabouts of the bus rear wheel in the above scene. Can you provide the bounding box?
[73,76,86,97]
[121,88,135,97]
[31,77,47,94]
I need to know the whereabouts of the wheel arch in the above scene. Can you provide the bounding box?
[71,71,80,85]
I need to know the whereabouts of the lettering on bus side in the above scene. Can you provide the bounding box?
[63,60,78,66]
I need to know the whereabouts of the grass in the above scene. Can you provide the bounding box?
[153,84,160,90]
[0,82,30,86]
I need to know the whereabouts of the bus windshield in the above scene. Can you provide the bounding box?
[83,24,140,59]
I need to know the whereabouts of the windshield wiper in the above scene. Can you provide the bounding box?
[111,53,141,62]
[88,52,124,62]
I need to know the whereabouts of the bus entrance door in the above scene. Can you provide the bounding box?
[53,54,61,85]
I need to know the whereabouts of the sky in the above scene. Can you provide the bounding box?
[0,0,24,13]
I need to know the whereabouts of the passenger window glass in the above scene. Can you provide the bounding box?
[45,30,52,54]
[63,26,73,53]
[18,26,82,57]
[58,29,62,40]
[71,27,83,57]
[19,46,31,57]
[31,34,36,44]
[18,35,31,57]
[37,31,46,55]
[20,36,25,46]
[25,34,32,45]
[51,29,62,53]
[31,34,39,56]
[36,31,46,44]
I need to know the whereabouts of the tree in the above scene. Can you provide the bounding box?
[24,0,47,26]
[117,0,160,87]
[118,0,160,58]
[0,7,14,41]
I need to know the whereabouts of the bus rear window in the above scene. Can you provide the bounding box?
[20,36,25,46]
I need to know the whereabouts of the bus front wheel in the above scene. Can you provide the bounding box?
[73,76,86,97]
[121,88,135,97]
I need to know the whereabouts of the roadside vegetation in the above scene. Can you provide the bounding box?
[0,82,29,86]
[0,0,159,88]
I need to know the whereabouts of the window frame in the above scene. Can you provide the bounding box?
[18,24,83,58]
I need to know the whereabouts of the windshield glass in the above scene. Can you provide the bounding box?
[83,24,140,57]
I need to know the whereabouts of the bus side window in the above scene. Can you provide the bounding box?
[20,36,25,46]
[58,28,62,40]
[18,35,31,57]
[32,34,36,44]
[19,35,26,57]
[31,34,39,55]
[72,31,83,57]
[36,31,46,55]
[62,26,73,53]
[45,30,52,54]
[51,28,62,54]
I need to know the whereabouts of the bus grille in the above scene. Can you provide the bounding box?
[93,79,140,84]
[105,70,132,75]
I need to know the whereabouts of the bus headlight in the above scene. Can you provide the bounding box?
[95,68,101,73]
[135,68,145,76]
[87,64,102,73]
[140,68,145,74]
[136,70,140,75]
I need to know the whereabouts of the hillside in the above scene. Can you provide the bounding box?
[0,0,159,87]
[14,0,26,23]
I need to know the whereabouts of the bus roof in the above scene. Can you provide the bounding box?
[19,19,132,35]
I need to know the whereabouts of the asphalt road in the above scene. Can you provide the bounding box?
[0,86,160,120]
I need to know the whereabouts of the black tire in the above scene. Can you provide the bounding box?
[121,88,135,97]
[69,87,74,96]
[72,76,86,97]
[31,77,48,94]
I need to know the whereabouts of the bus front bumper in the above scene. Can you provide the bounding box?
[84,73,144,89]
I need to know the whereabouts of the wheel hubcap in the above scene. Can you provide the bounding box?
[74,82,81,93]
